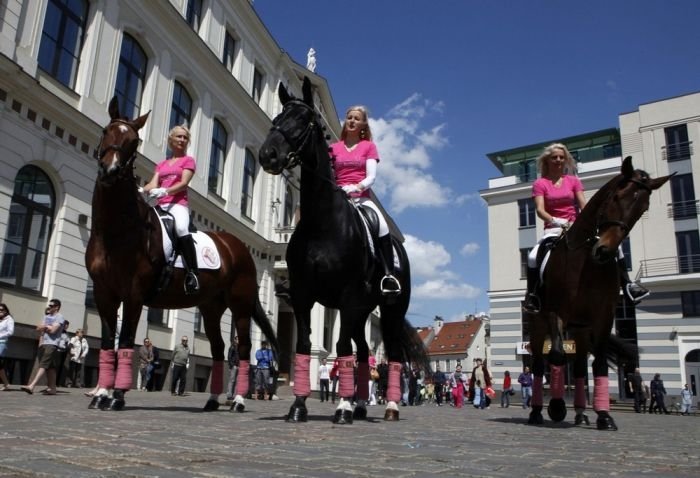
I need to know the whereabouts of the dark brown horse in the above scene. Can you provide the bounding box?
[526,156,672,430]
[85,97,277,411]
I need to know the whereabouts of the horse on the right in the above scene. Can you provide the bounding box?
[526,156,673,430]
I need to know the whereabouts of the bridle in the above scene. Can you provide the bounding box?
[565,176,651,253]
[269,100,319,170]
[96,119,141,180]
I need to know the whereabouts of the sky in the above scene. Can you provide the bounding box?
[252,0,700,327]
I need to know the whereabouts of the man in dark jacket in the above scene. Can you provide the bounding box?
[226,336,240,402]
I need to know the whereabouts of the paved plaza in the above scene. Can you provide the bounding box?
[0,386,698,477]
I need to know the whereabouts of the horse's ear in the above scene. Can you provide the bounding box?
[279,82,291,105]
[302,76,314,108]
[132,110,150,131]
[647,171,676,191]
[621,156,634,179]
[108,96,120,120]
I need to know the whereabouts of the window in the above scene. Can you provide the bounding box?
[185,0,203,31]
[222,31,236,71]
[208,119,227,195]
[676,230,700,273]
[519,248,530,279]
[241,149,256,218]
[169,81,192,131]
[0,166,55,290]
[518,199,536,228]
[670,174,697,219]
[283,183,295,227]
[621,237,632,270]
[114,33,147,119]
[252,68,264,104]
[518,160,536,183]
[194,308,203,333]
[681,291,700,317]
[37,0,89,88]
[615,295,637,342]
[147,308,168,327]
[664,124,691,162]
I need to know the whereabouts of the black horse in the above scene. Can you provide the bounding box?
[259,78,429,423]
[526,156,672,430]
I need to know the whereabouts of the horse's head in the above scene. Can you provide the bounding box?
[591,156,674,263]
[96,96,150,183]
[259,77,319,175]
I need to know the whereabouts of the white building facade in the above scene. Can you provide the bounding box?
[0,0,363,392]
[481,92,700,401]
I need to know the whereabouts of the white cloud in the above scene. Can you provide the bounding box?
[413,279,481,300]
[369,94,455,213]
[460,242,480,256]
[403,234,452,279]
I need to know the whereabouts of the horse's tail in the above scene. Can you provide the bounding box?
[252,292,280,357]
[397,319,432,379]
[604,335,639,368]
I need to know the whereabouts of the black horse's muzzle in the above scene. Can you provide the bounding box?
[258,143,286,175]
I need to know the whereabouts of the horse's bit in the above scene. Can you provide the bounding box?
[96,119,141,178]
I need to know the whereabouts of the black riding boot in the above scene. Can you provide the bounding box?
[618,260,649,303]
[522,266,541,313]
[378,235,401,295]
[179,234,200,295]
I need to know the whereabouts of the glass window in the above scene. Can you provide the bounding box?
[519,248,530,279]
[518,199,536,228]
[252,68,264,104]
[222,31,236,71]
[114,33,147,119]
[0,166,55,290]
[37,0,89,88]
[147,308,168,327]
[670,174,697,219]
[676,230,700,273]
[169,81,192,131]
[208,119,227,195]
[681,291,700,317]
[621,237,632,270]
[664,124,690,162]
[283,183,295,227]
[185,0,203,31]
[194,308,203,333]
[241,148,256,218]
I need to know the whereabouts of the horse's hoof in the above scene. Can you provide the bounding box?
[332,409,353,424]
[547,398,567,422]
[528,406,544,425]
[88,396,101,409]
[229,401,245,413]
[596,412,618,431]
[92,395,111,410]
[106,398,125,411]
[352,405,367,420]
[286,405,308,422]
[383,408,399,421]
[203,399,220,412]
[574,413,590,426]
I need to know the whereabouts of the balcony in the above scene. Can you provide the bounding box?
[639,255,700,277]
[668,199,699,219]
[661,141,693,162]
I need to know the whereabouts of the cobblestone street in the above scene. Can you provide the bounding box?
[0,386,698,477]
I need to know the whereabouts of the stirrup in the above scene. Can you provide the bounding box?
[625,282,649,303]
[380,275,401,295]
[184,272,200,295]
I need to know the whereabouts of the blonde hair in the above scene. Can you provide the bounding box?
[167,124,191,151]
[537,143,577,177]
[340,105,373,141]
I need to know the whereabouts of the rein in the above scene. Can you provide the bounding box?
[271,100,344,192]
